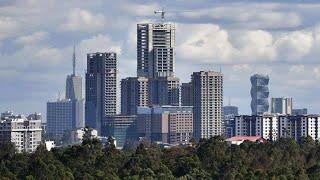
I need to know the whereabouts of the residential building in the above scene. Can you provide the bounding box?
[181,82,193,106]
[292,108,308,115]
[279,115,320,141]
[250,74,269,115]
[192,71,223,140]
[149,76,180,106]
[235,115,278,141]
[102,115,137,148]
[234,114,320,142]
[85,52,118,134]
[137,23,175,78]
[0,111,42,153]
[121,77,148,115]
[137,106,193,145]
[271,97,293,115]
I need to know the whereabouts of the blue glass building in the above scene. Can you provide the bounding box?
[250,74,269,115]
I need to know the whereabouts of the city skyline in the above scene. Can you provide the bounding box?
[0,0,319,118]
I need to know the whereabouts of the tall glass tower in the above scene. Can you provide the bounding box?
[250,74,269,115]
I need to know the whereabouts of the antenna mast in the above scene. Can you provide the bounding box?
[72,45,76,76]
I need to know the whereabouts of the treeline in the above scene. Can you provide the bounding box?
[1,136,320,179]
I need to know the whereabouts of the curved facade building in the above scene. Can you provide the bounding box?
[250,74,269,115]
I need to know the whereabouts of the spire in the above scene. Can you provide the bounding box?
[72,45,76,76]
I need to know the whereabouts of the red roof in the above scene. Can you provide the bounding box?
[226,136,266,142]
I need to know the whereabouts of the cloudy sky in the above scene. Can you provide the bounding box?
[0,0,319,118]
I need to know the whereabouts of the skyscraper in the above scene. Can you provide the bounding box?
[271,97,293,115]
[149,76,180,106]
[85,52,118,134]
[192,71,223,140]
[66,47,82,100]
[47,48,84,142]
[181,82,193,106]
[137,23,175,78]
[250,74,269,115]
[121,77,148,115]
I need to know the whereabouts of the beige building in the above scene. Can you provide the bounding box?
[0,111,42,153]
[137,106,193,145]
[191,71,223,140]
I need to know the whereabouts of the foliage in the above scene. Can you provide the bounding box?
[1,136,320,179]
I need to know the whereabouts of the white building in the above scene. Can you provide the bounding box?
[67,128,98,145]
[235,114,320,141]
[44,140,55,151]
[0,111,42,153]
[279,115,320,141]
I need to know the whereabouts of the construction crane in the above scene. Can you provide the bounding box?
[154,8,166,21]
[154,8,199,22]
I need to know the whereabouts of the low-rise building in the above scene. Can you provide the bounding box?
[234,114,320,142]
[0,111,42,153]
[225,136,266,145]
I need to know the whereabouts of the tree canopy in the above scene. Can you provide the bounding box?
[1,136,320,179]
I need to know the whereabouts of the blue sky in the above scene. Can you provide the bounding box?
[0,0,319,118]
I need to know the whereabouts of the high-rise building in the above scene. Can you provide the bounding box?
[149,76,180,106]
[47,99,84,142]
[192,71,223,140]
[250,74,269,115]
[292,108,308,115]
[66,47,82,100]
[47,48,85,142]
[137,106,193,145]
[0,111,42,153]
[85,52,118,134]
[271,97,293,115]
[137,23,175,78]
[121,77,148,115]
[181,82,193,106]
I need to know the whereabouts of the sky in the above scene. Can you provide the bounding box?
[0,0,319,119]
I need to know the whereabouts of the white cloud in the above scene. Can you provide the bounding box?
[275,31,313,61]
[314,67,320,79]
[233,30,276,61]
[0,16,19,40]
[15,31,48,45]
[60,8,106,32]
[289,65,305,73]
[180,5,301,29]
[177,24,234,63]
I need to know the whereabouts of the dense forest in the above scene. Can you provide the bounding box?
[2,133,320,179]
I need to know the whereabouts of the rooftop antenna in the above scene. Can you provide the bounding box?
[154,8,166,22]
[72,45,76,76]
